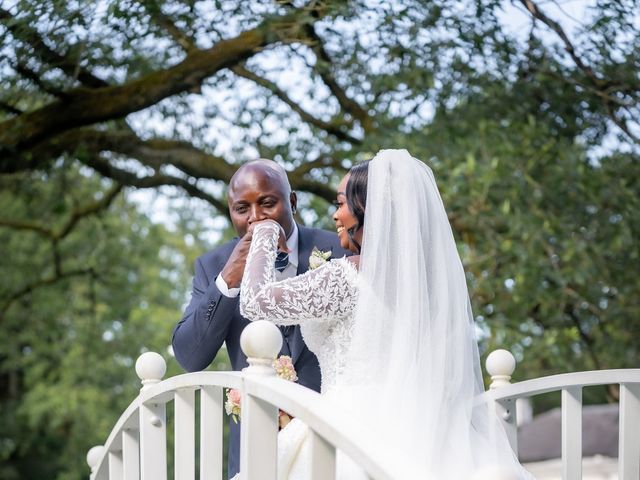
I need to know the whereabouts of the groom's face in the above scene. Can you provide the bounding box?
[227,166,296,238]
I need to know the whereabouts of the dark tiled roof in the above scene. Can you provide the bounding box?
[518,404,618,462]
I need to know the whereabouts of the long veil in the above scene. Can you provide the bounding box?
[337,150,532,478]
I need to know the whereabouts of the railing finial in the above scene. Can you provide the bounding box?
[240,320,282,375]
[135,351,166,391]
[86,445,105,474]
[486,349,516,389]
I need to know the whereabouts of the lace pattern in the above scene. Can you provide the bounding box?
[239,221,358,391]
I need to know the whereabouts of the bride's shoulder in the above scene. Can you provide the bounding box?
[329,255,359,273]
[345,255,360,270]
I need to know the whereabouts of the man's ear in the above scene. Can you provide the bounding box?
[290,191,298,214]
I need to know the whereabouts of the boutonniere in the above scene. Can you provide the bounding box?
[309,247,332,270]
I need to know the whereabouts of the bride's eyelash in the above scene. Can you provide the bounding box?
[332,201,343,208]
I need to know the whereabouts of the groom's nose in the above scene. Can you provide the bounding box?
[248,205,265,224]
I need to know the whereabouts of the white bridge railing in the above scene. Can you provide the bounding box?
[482,350,640,480]
[87,322,640,480]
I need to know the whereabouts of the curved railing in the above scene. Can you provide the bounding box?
[483,349,640,480]
[87,326,640,480]
[87,321,423,480]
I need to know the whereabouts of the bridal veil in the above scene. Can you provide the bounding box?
[336,149,532,478]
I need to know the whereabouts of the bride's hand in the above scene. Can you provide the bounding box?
[247,220,291,254]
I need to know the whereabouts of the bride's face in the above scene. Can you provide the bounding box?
[333,174,362,253]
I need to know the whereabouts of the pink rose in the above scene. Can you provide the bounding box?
[228,388,241,405]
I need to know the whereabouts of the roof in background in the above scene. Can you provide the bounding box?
[518,404,618,462]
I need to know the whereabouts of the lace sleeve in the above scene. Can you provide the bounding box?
[239,221,357,325]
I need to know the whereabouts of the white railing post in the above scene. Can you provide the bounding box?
[561,386,582,480]
[108,450,124,480]
[239,321,282,480]
[136,352,167,480]
[486,349,518,452]
[175,388,196,480]
[200,386,224,480]
[122,428,140,480]
[619,383,640,480]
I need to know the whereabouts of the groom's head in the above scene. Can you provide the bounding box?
[227,159,297,238]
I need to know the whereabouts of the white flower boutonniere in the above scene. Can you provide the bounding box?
[309,247,332,270]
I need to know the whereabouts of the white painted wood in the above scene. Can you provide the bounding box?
[108,450,124,480]
[486,350,516,389]
[122,428,139,480]
[240,392,279,480]
[619,383,640,480]
[200,386,224,480]
[139,402,167,480]
[136,352,166,391]
[485,368,640,402]
[309,430,336,480]
[495,398,518,453]
[243,375,419,480]
[174,388,195,480]
[561,387,582,480]
[87,445,105,475]
[91,349,640,480]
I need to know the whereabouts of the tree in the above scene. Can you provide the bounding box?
[1,0,639,477]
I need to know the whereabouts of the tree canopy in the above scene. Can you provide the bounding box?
[1,0,639,478]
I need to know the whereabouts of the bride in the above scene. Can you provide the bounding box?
[237,149,532,479]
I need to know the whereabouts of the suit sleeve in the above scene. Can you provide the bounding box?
[172,255,238,372]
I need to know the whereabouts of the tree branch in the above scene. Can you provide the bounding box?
[0,183,123,241]
[519,0,600,86]
[13,61,66,98]
[1,267,96,315]
[79,154,230,216]
[141,0,198,53]
[301,24,373,131]
[0,100,23,115]
[0,4,329,158]
[0,7,108,89]
[231,64,362,143]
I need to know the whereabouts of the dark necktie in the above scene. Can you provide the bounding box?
[274,251,289,273]
[274,251,294,342]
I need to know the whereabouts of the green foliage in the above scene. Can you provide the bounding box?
[1,0,639,477]
[0,166,215,479]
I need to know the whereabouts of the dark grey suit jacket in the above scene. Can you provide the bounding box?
[172,225,348,478]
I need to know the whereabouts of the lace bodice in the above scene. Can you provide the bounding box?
[240,221,358,391]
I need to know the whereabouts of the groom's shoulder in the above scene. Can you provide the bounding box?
[299,225,346,253]
[299,225,337,241]
[198,237,239,264]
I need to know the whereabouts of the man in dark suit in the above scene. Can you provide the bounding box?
[172,159,348,479]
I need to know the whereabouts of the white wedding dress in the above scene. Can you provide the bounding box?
[239,221,361,480]
[236,149,533,480]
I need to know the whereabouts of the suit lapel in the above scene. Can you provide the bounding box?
[296,225,312,275]
[289,226,315,364]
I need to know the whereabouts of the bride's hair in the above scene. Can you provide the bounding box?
[345,160,370,253]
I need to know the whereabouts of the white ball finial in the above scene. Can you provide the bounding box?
[240,320,282,375]
[486,349,516,389]
[135,351,166,390]
[86,445,105,473]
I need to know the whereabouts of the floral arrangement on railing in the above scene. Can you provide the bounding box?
[225,355,298,428]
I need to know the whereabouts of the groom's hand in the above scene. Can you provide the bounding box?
[220,232,253,289]
[220,220,289,288]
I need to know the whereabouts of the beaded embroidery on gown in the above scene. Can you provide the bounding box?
[238,221,360,480]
